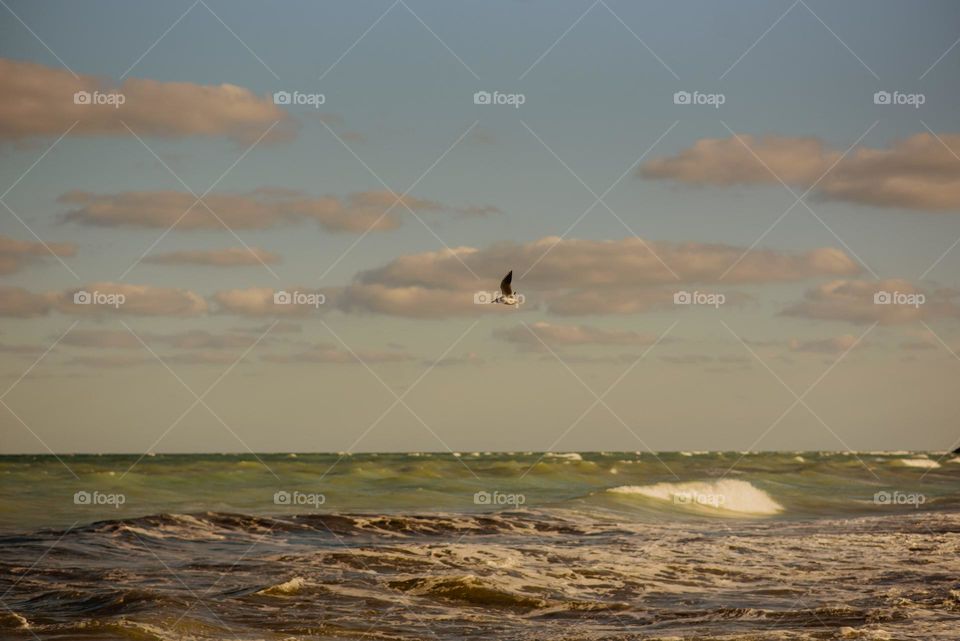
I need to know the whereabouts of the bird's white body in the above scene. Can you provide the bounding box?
[494,294,519,306]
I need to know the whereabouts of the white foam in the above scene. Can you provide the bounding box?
[793,456,805,463]
[608,479,784,515]
[545,452,582,461]
[258,576,306,596]
[896,458,940,469]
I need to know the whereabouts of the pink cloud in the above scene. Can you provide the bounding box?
[0,58,294,143]
[641,132,960,212]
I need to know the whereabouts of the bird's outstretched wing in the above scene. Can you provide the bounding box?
[500,270,513,296]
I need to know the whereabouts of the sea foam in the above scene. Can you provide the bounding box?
[608,479,784,515]
[545,452,583,461]
[896,458,940,469]
[257,576,307,596]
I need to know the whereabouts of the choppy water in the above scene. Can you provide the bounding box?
[1,451,959,639]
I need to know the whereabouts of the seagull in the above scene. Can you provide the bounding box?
[492,270,520,306]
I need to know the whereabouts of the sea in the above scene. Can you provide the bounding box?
[1,451,959,640]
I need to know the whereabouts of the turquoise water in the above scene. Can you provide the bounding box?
[2,451,957,530]
[1,452,959,639]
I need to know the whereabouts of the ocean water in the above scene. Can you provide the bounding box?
[1,451,959,640]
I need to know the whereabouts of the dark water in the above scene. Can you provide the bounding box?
[1,451,959,639]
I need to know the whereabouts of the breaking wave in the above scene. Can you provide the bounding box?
[896,458,941,469]
[608,479,785,515]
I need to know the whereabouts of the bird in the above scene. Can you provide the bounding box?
[492,270,520,306]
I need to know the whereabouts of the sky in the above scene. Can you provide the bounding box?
[1,0,959,454]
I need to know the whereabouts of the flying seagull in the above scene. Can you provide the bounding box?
[492,270,520,306]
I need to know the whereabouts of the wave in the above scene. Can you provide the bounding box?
[257,576,307,596]
[607,479,784,515]
[388,575,549,610]
[0,611,28,630]
[7,587,188,617]
[895,458,941,469]
[3,617,230,641]
[66,511,600,541]
[544,452,583,461]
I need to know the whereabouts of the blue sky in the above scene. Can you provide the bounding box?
[1,0,959,454]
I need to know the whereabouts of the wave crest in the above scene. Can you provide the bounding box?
[895,458,940,469]
[257,576,307,596]
[607,479,784,515]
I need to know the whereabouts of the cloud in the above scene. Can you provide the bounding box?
[338,283,484,319]
[60,189,484,233]
[166,351,244,366]
[144,247,279,267]
[61,329,142,349]
[262,343,414,364]
[549,352,651,364]
[640,132,960,212]
[0,342,49,355]
[65,354,150,368]
[55,282,207,316]
[0,286,53,317]
[541,287,676,316]
[782,279,960,325]
[642,135,832,186]
[493,321,657,351]
[338,236,860,317]
[161,330,259,350]
[0,235,75,275]
[788,334,863,354]
[0,58,294,143]
[429,351,485,367]
[899,340,938,351]
[232,321,301,334]
[659,354,715,364]
[659,354,751,367]
[61,328,264,352]
[213,286,333,317]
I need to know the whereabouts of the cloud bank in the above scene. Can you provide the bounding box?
[337,236,861,317]
[0,58,294,143]
[782,279,960,325]
[61,189,488,233]
[641,133,960,211]
[0,235,75,275]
